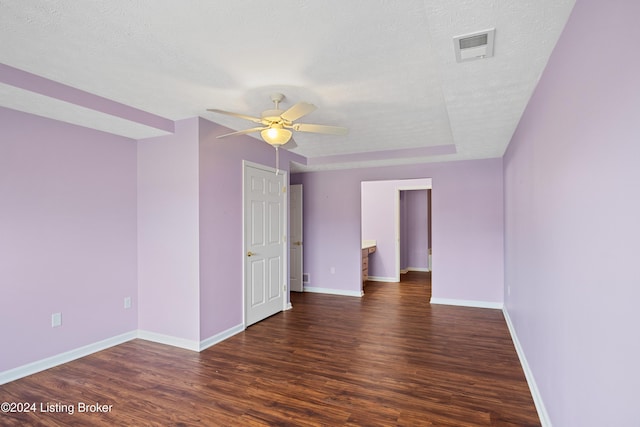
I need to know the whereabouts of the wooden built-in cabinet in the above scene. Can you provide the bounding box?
[362,246,376,283]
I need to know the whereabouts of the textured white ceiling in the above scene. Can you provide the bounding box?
[0,0,575,171]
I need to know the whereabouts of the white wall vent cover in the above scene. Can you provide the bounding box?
[453,28,495,62]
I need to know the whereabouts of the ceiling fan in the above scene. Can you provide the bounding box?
[207,93,348,147]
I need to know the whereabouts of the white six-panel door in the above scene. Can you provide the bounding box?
[244,162,286,327]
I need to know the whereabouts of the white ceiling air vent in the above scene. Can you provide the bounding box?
[453,28,495,62]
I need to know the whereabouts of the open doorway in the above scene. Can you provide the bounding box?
[398,189,431,298]
[361,178,432,284]
[399,189,432,275]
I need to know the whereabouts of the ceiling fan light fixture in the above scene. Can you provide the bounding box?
[209,93,347,148]
[261,126,292,146]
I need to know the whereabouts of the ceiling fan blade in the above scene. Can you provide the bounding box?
[280,102,317,122]
[217,127,268,138]
[207,109,264,124]
[292,123,349,135]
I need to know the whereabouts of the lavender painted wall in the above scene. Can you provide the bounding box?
[137,117,306,343]
[137,118,201,342]
[293,158,503,303]
[198,118,304,340]
[503,1,640,425]
[361,180,397,281]
[0,107,137,371]
[291,169,363,294]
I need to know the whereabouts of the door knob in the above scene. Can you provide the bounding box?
[295,241,302,246]
[247,251,255,257]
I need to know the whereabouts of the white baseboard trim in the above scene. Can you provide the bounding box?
[0,331,137,385]
[285,302,293,311]
[367,276,397,283]
[136,330,200,351]
[400,268,430,274]
[503,308,551,427]
[430,297,503,310]
[303,286,364,297]
[199,324,245,351]
[1,324,252,385]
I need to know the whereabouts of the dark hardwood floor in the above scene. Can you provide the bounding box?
[1,272,539,426]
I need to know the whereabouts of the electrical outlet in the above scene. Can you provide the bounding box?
[51,312,62,328]
[330,267,335,274]
[124,296,131,309]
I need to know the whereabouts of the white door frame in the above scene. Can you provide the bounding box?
[242,160,289,327]
[395,181,432,282]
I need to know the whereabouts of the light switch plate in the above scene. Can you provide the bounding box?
[51,312,61,327]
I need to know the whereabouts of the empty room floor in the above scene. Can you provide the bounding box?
[1,272,539,426]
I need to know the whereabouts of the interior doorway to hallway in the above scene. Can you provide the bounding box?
[398,189,432,278]
[360,178,432,285]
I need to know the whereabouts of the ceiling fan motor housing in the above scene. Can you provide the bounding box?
[261,109,286,123]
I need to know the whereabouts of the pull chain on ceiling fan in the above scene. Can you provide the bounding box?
[207,93,348,174]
